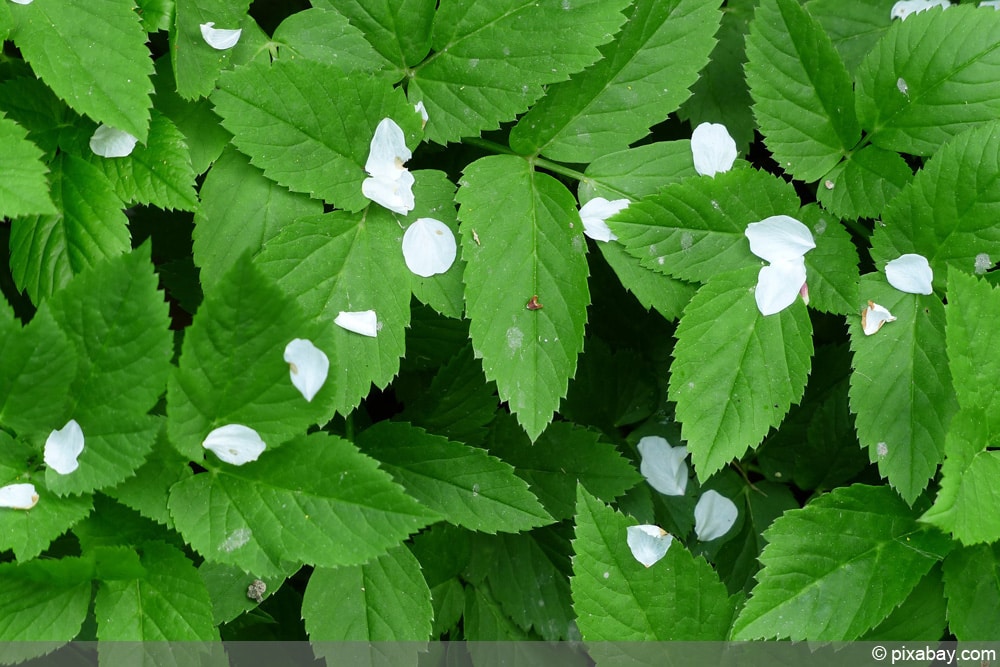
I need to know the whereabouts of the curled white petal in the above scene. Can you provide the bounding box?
[44,419,85,475]
[745,215,816,264]
[365,118,411,181]
[885,253,933,295]
[862,301,897,336]
[283,339,329,402]
[335,310,378,337]
[891,0,950,20]
[89,125,138,158]
[0,483,38,510]
[579,197,628,242]
[626,525,673,568]
[694,490,738,542]
[637,436,688,497]
[414,101,429,128]
[691,122,737,177]
[755,258,808,317]
[203,424,266,465]
[200,22,243,50]
[402,218,457,277]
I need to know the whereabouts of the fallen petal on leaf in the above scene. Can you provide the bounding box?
[200,22,243,50]
[284,339,329,402]
[335,310,378,337]
[44,419,85,475]
[365,118,411,182]
[626,525,673,567]
[637,435,688,497]
[745,215,816,264]
[0,483,38,510]
[691,122,737,177]
[861,300,897,336]
[579,197,628,242]
[891,0,950,19]
[694,490,738,541]
[90,125,138,158]
[203,424,266,465]
[755,258,807,316]
[885,253,933,295]
[402,218,457,277]
[362,170,415,215]
[414,101,429,128]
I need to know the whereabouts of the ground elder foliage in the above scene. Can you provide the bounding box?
[1,0,1000,650]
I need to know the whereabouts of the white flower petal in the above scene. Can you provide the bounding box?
[885,253,933,295]
[755,258,807,316]
[200,22,243,50]
[402,218,457,277]
[9,0,34,5]
[365,118,411,182]
[283,339,329,402]
[44,419,85,475]
[694,490,738,542]
[203,424,266,465]
[0,483,38,510]
[691,122,738,177]
[335,310,378,337]
[637,436,688,497]
[361,170,415,215]
[414,101,429,128]
[626,525,673,568]
[982,0,1000,8]
[579,197,628,242]
[862,301,897,336]
[89,125,138,158]
[745,215,816,264]
[891,0,950,19]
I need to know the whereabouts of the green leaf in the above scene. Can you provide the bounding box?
[200,561,292,624]
[798,203,860,315]
[944,270,1000,435]
[0,435,93,560]
[744,0,860,182]
[920,408,1000,545]
[861,567,946,642]
[312,0,435,74]
[9,0,153,141]
[942,544,1000,641]
[0,114,55,217]
[405,170,465,319]
[509,0,721,162]
[870,122,1000,293]
[456,156,589,440]
[464,584,530,640]
[571,486,736,640]
[0,307,75,437]
[212,59,421,211]
[0,558,92,642]
[95,542,219,641]
[193,147,322,291]
[303,546,432,640]
[485,416,642,521]
[0,76,76,157]
[106,427,192,529]
[167,256,325,462]
[732,484,952,641]
[136,0,172,33]
[409,0,631,144]
[87,111,198,211]
[168,432,436,577]
[271,7,397,76]
[474,530,575,641]
[609,168,801,283]
[678,0,757,152]
[580,141,698,202]
[10,153,130,305]
[670,266,814,480]
[357,421,552,534]
[171,0,252,100]
[805,0,891,75]
[597,243,697,322]
[254,209,411,417]
[855,5,1000,156]
[816,145,913,221]
[848,273,955,504]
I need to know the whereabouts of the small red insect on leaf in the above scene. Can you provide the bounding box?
[526,295,543,310]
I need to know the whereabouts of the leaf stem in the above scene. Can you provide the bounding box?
[345,414,355,443]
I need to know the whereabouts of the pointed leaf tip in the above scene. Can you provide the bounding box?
[284,339,329,402]
[44,419,85,475]
[402,218,457,277]
[691,122,737,177]
[203,424,266,465]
